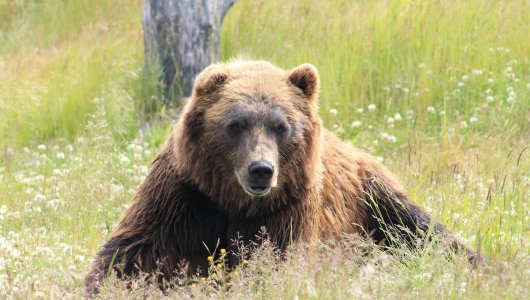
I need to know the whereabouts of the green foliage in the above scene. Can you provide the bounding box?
[222,0,529,142]
[0,0,139,54]
[0,0,528,298]
[0,0,160,148]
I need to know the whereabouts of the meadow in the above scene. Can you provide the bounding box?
[0,0,528,298]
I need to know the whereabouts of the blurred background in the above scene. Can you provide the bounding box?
[0,0,528,297]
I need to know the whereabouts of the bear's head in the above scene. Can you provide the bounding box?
[172,61,323,215]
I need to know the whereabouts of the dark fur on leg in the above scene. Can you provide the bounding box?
[84,151,229,295]
[362,176,482,265]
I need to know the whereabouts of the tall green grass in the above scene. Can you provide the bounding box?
[0,0,528,298]
[222,0,529,141]
[0,0,139,54]
[0,0,162,148]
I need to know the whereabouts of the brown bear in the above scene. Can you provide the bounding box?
[85,60,478,294]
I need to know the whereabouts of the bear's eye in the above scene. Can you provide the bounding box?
[227,122,244,134]
[275,124,288,135]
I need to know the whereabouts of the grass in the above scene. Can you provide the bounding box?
[0,0,528,298]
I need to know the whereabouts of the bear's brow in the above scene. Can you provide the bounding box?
[226,104,288,127]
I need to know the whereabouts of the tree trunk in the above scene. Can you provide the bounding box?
[143,0,236,104]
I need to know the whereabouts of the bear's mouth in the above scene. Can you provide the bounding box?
[244,186,271,196]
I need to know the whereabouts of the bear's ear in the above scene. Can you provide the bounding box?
[288,64,320,100]
[192,64,230,97]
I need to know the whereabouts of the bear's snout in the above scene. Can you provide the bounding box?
[248,160,274,183]
[242,160,275,196]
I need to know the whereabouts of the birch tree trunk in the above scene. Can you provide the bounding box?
[143,0,236,104]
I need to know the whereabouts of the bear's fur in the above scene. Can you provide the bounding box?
[85,61,478,294]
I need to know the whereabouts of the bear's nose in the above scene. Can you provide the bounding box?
[248,161,274,183]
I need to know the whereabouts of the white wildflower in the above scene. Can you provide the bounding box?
[11,248,21,258]
[427,106,436,114]
[387,117,395,125]
[119,156,131,165]
[350,121,362,128]
[460,281,467,293]
[470,116,478,124]
[393,113,402,122]
[37,144,46,151]
[56,152,65,159]
[457,81,464,87]
[381,132,397,143]
[461,75,469,81]
[139,165,149,174]
[35,193,47,202]
[486,96,494,102]
[367,104,376,112]
[356,108,364,114]
[460,121,468,128]
[472,69,483,76]
[329,108,338,116]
